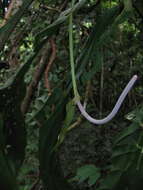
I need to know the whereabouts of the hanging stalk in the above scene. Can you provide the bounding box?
[69,1,138,125]
[69,0,79,101]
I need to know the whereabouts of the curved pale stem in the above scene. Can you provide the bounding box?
[76,75,138,125]
[69,1,138,125]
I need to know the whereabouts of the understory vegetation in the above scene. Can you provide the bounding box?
[0,0,143,190]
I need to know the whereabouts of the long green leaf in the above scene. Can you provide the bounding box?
[0,116,18,189]
[0,53,37,171]
[0,0,34,51]
[39,94,72,190]
[98,108,143,190]
[35,0,87,43]
[0,151,18,190]
[76,5,133,83]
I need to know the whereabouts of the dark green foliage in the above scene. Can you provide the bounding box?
[71,164,101,186]
[35,0,87,45]
[0,150,18,190]
[98,108,143,190]
[0,0,143,190]
[0,53,37,188]
[77,6,121,66]
[39,94,72,190]
[76,2,133,72]
[0,0,34,51]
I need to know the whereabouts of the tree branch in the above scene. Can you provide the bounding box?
[44,39,56,95]
[21,42,51,114]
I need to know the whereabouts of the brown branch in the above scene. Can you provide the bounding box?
[1,0,15,26]
[7,13,39,67]
[7,26,27,67]
[59,0,69,11]
[1,0,23,27]
[21,42,50,114]
[40,4,60,12]
[44,39,56,96]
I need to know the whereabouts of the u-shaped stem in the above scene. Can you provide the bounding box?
[69,0,138,125]
[76,75,138,125]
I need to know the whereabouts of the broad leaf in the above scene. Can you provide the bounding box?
[71,165,101,186]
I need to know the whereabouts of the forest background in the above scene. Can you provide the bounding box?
[0,0,143,190]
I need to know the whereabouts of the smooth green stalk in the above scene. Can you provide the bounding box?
[68,0,138,125]
[69,0,79,101]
